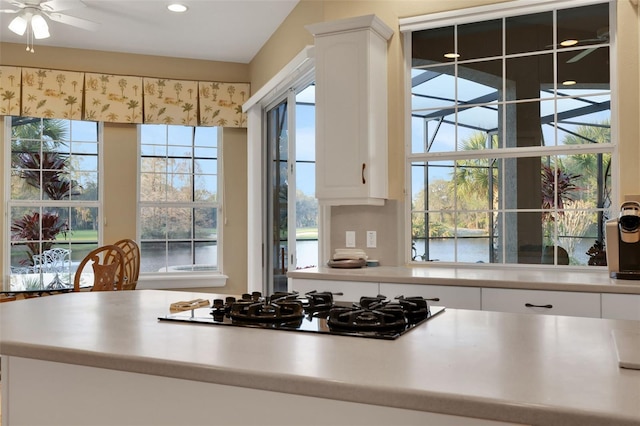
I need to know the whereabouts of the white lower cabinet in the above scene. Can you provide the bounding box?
[601,293,640,320]
[289,278,379,302]
[289,277,640,320]
[379,283,481,310]
[482,288,601,318]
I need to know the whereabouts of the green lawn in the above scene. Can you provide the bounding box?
[58,229,99,241]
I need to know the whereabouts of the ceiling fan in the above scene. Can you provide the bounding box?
[565,27,609,63]
[1,0,99,51]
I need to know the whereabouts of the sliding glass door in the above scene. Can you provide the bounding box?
[264,83,317,294]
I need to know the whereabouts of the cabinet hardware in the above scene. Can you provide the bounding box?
[525,303,553,309]
[362,163,366,184]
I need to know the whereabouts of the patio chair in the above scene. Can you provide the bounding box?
[32,248,72,289]
[73,245,126,292]
[32,248,71,273]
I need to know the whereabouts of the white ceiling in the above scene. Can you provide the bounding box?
[0,0,300,63]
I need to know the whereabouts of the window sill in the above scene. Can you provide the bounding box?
[137,273,227,290]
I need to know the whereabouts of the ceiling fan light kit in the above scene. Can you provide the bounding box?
[30,13,49,38]
[9,8,49,38]
[2,0,99,52]
[7,14,27,34]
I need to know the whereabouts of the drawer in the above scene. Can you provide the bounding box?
[379,283,481,310]
[601,293,640,320]
[482,288,600,318]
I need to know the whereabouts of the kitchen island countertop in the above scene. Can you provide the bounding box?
[1,289,639,426]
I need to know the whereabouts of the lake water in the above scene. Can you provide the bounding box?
[96,237,599,275]
[140,244,218,273]
[294,238,597,267]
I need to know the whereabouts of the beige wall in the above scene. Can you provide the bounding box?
[0,43,249,292]
[219,127,248,295]
[250,0,640,265]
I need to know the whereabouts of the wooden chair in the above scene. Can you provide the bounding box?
[73,245,126,292]
[114,239,141,290]
[0,294,17,303]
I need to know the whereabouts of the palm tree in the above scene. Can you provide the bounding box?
[451,132,499,203]
[11,116,67,154]
[561,120,612,247]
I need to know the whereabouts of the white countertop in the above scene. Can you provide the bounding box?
[1,290,639,426]
[288,265,640,294]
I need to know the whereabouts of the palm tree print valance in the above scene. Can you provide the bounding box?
[22,68,84,120]
[0,66,21,116]
[85,73,144,123]
[143,78,198,126]
[0,65,249,128]
[199,81,248,127]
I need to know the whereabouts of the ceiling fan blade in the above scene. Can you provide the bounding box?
[567,47,598,63]
[3,0,27,8]
[45,11,100,31]
[40,0,86,12]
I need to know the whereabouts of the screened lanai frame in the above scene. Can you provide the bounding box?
[402,0,616,267]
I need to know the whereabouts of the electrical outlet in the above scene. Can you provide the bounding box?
[366,231,377,248]
[346,231,356,248]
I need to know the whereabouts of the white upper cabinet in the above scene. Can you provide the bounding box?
[307,15,393,205]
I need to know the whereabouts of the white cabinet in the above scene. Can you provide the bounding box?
[307,15,393,206]
[289,278,379,302]
[379,283,481,310]
[601,293,640,320]
[482,288,601,318]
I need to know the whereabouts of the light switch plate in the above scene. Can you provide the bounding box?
[346,231,356,248]
[366,231,376,248]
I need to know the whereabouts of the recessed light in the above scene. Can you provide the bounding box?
[167,3,188,12]
[560,39,578,47]
[444,52,460,59]
[562,80,577,86]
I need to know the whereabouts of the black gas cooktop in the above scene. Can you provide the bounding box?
[159,291,445,340]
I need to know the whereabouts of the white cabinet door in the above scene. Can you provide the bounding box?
[309,15,392,206]
[601,293,640,320]
[289,278,379,302]
[379,283,481,310]
[482,288,601,318]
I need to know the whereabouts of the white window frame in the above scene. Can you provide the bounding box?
[4,117,104,290]
[136,124,226,289]
[400,0,618,269]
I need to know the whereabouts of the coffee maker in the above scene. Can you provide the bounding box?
[606,200,640,279]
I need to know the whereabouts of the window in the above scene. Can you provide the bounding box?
[8,117,101,290]
[404,1,613,267]
[139,124,220,274]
